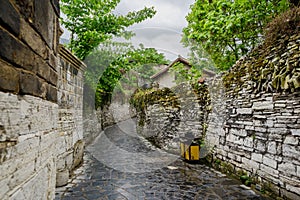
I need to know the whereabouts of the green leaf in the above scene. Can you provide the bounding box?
[60,0,156,60]
[182,0,289,71]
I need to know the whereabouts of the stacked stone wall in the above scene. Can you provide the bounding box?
[132,32,300,199]
[134,83,210,153]
[83,109,102,145]
[206,33,300,199]
[56,46,86,186]
[0,1,85,199]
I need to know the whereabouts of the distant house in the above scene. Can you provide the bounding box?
[150,56,217,88]
[151,56,192,88]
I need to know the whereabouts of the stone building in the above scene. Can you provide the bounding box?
[0,1,86,199]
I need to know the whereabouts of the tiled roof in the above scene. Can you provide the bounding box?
[151,56,192,79]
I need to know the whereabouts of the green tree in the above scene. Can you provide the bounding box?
[181,35,217,72]
[83,41,168,109]
[129,44,169,79]
[171,62,202,84]
[183,0,290,70]
[84,41,134,91]
[60,0,156,59]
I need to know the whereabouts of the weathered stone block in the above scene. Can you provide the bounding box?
[278,162,296,176]
[286,184,300,195]
[245,125,255,131]
[243,137,254,148]
[262,155,277,169]
[56,157,65,171]
[8,160,35,189]
[268,127,289,134]
[20,19,47,59]
[235,120,252,126]
[20,72,46,98]
[0,178,9,199]
[36,59,50,80]
[255,140,266,152]
[11,0,34,22]
[230,128,247,137]
[273,123,287,128]
[0,28,36,72]
[282,144,299,160]
[265,119,274,128]
[236,108,252,115]
[226,133,242,145]
[252,153,263,163]
[40,132,57,151]
[56,169,69,187]
[72,140,84,169]
[34,0,53,48]
[14,136,39,155]
[0,60,19,92]
[49,68,58,86]
[284,136,298,145]
[242,157,260,171]
[254,126,267,133]
[260,164,279,177]
[65,152,73,170]
[10,159,55,200]
[268,133,283,142]
[252,101,273,110]
[291,129,300,136]
[46,84,57,102]
[36,149,55,169]
[0,0,20,36]
[267,141,277,154]
[281,188,300,200]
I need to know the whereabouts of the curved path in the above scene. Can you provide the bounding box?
[55,119,268,200]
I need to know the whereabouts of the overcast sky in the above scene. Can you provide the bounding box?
[61,0,195,61]
[114,0,195,60]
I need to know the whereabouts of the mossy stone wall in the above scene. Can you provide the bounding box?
[207,32,300,199]
[132,83,210,153]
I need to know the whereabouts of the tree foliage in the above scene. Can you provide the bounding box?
[181,35,217,72]
[171,62,202,85]
[83,41,168,109]
[128,44,169,79]
[60,0,156,59]
[183,0,290,70]
[84,41,133,91]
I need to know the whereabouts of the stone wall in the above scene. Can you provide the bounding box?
[82,100,134,145]
[132,83,210,153]
[83,109,102,145]
[132,32,300,199]
[206,33,300,199]
[0,1,85,199]
[56,45,86,186]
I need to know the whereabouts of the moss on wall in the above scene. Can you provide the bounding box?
[223,8,300,95]
[130,87,180,126]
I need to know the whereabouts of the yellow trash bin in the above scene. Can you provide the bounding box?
[180,141,200,161]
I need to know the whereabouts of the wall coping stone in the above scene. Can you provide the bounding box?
[59,45,87,72]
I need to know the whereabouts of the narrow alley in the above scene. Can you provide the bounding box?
[55,120,267,200]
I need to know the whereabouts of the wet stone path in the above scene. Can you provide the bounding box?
[55,119,268,200]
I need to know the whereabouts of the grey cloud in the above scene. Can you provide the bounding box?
[115,0,194,60]
[61,0,195,61]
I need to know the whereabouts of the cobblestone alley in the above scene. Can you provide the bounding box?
[55,120,268,200]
